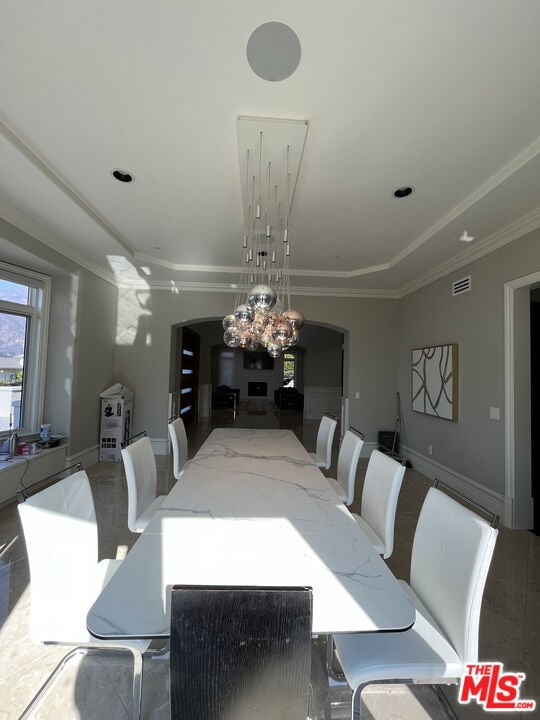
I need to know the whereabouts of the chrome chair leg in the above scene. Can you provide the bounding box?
[18,645,144,720]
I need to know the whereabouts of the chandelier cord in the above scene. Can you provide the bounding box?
[222,122,305,357]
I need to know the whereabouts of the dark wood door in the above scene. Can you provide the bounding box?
[177,326,200,426]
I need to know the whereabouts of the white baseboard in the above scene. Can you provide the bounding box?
[151,438,170,455]
[65,444,99,469]
[401,444,503,518]
[66,438,170,467]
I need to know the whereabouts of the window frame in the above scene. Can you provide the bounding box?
[0,261,51,437]
[282,350,297,388]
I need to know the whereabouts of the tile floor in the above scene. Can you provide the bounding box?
[0,403,538,719]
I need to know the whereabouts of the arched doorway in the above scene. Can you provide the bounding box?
[169,317,348,438]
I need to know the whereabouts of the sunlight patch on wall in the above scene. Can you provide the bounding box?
[106,255,150,287]
[115,286,152,346]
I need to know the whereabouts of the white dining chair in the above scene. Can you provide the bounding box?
[326,430,364,506]
[121,435,166,533]
[17,469,148,720]
[330,486,498,719]
[168,416,190,480]
[309,414,337,469]
[351,449,405,558]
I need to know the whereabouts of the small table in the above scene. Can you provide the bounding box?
[87,429,414,639]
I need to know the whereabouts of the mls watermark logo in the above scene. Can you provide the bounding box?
[459,663,536,711]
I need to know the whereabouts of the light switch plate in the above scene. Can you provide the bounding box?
[489,407,500,420]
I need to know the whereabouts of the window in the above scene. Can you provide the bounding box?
[0,262,51,435]
[282,351,296,388]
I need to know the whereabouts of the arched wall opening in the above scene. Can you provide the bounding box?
[169,316,348,425]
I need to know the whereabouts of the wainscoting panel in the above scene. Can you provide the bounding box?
[304,386,341,420]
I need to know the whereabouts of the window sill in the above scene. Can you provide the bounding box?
[0,445,67,506]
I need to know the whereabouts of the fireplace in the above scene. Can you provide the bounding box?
[248,381,267,397]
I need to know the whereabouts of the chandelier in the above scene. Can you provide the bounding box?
[222,117,308,358]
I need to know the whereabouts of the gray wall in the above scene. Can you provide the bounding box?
[114,292,400,443]
[70,270,118,454]
[398,227,540,495]
[299,324,342,387]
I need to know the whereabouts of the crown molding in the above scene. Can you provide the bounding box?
[3,187,538,301]
[134,250,390,279]
[289,285,397,299]
[389,135,540,269]
[134,252,240,275]
[396,204,540,297]
[0,194,118,287]
[3,108,538,291]
[136,137,540,279]
[0,116,134,255]
[4,184,537,301]
[117,277,398,299]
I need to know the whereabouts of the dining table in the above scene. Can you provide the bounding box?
[87,428,414,640]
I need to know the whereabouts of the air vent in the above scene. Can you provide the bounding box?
[452,275,471,296]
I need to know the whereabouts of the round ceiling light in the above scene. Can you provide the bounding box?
[112,169,134,183]
[393,186,414,198]
[247,22,301,81]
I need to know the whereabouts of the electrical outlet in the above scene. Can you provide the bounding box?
[428,444,433,456]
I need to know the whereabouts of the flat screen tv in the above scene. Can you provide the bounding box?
[243,351,274,371]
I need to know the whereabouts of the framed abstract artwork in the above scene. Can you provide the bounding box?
[412,343,458,421]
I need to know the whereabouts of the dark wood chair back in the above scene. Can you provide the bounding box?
[170,584,312,720]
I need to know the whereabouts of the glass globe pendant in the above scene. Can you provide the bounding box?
[267,341,282,358]
[273,320,293,343]
[222,314,236,330]
[247,284,277,312]
[234,304,254,324]
[281,309,304,332]
[223,327,241,347]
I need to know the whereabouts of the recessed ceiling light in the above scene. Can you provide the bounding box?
[459,231,475,242]
[393,186,414,198]
[247,22,301,81]
[112,169,134,183]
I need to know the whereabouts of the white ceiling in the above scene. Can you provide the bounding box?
[1,1,539,296]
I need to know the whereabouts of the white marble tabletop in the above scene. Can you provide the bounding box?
[87,428,414,638]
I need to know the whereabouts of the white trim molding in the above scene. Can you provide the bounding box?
[504,271,538,528]
[401,445,503,518]
[398,205,540,298]
[0,118,134,255]
[151,437,170,456]
[65,443,99,469]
